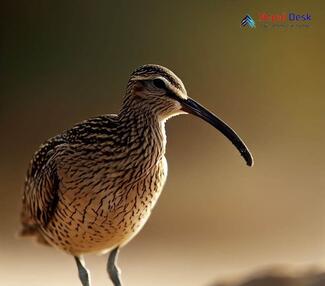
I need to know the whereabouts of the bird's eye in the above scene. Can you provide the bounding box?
[153,79,166,89]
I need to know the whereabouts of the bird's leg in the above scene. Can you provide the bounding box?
[74,256,91,286]
[107,247,122,286]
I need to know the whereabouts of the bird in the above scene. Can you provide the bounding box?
[19,64,253,286]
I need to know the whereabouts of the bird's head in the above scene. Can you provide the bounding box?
[124,64,187,120]
[123,64,253,166]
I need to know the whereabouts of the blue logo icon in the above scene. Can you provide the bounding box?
[241,15,256,28]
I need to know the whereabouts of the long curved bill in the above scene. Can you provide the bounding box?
[180,97,254,167]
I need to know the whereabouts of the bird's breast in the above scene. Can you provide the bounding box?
[45,155,168,254]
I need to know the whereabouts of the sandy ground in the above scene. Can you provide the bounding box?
[2,231,325,286]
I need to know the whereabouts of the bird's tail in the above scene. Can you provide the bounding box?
[17,223,38,237]
[16,224,50,246]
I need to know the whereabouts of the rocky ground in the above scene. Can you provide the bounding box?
[213,268,325,286]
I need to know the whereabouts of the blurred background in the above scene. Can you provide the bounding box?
[1,1,324,285]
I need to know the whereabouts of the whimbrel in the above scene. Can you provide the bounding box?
[20,64,253,286]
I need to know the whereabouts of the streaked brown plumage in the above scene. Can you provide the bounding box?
[20,64,253,286]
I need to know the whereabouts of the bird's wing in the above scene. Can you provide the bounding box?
[20,135,66,231]
[20,114,119,232]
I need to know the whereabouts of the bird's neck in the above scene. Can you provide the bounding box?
[118,104,167,161]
